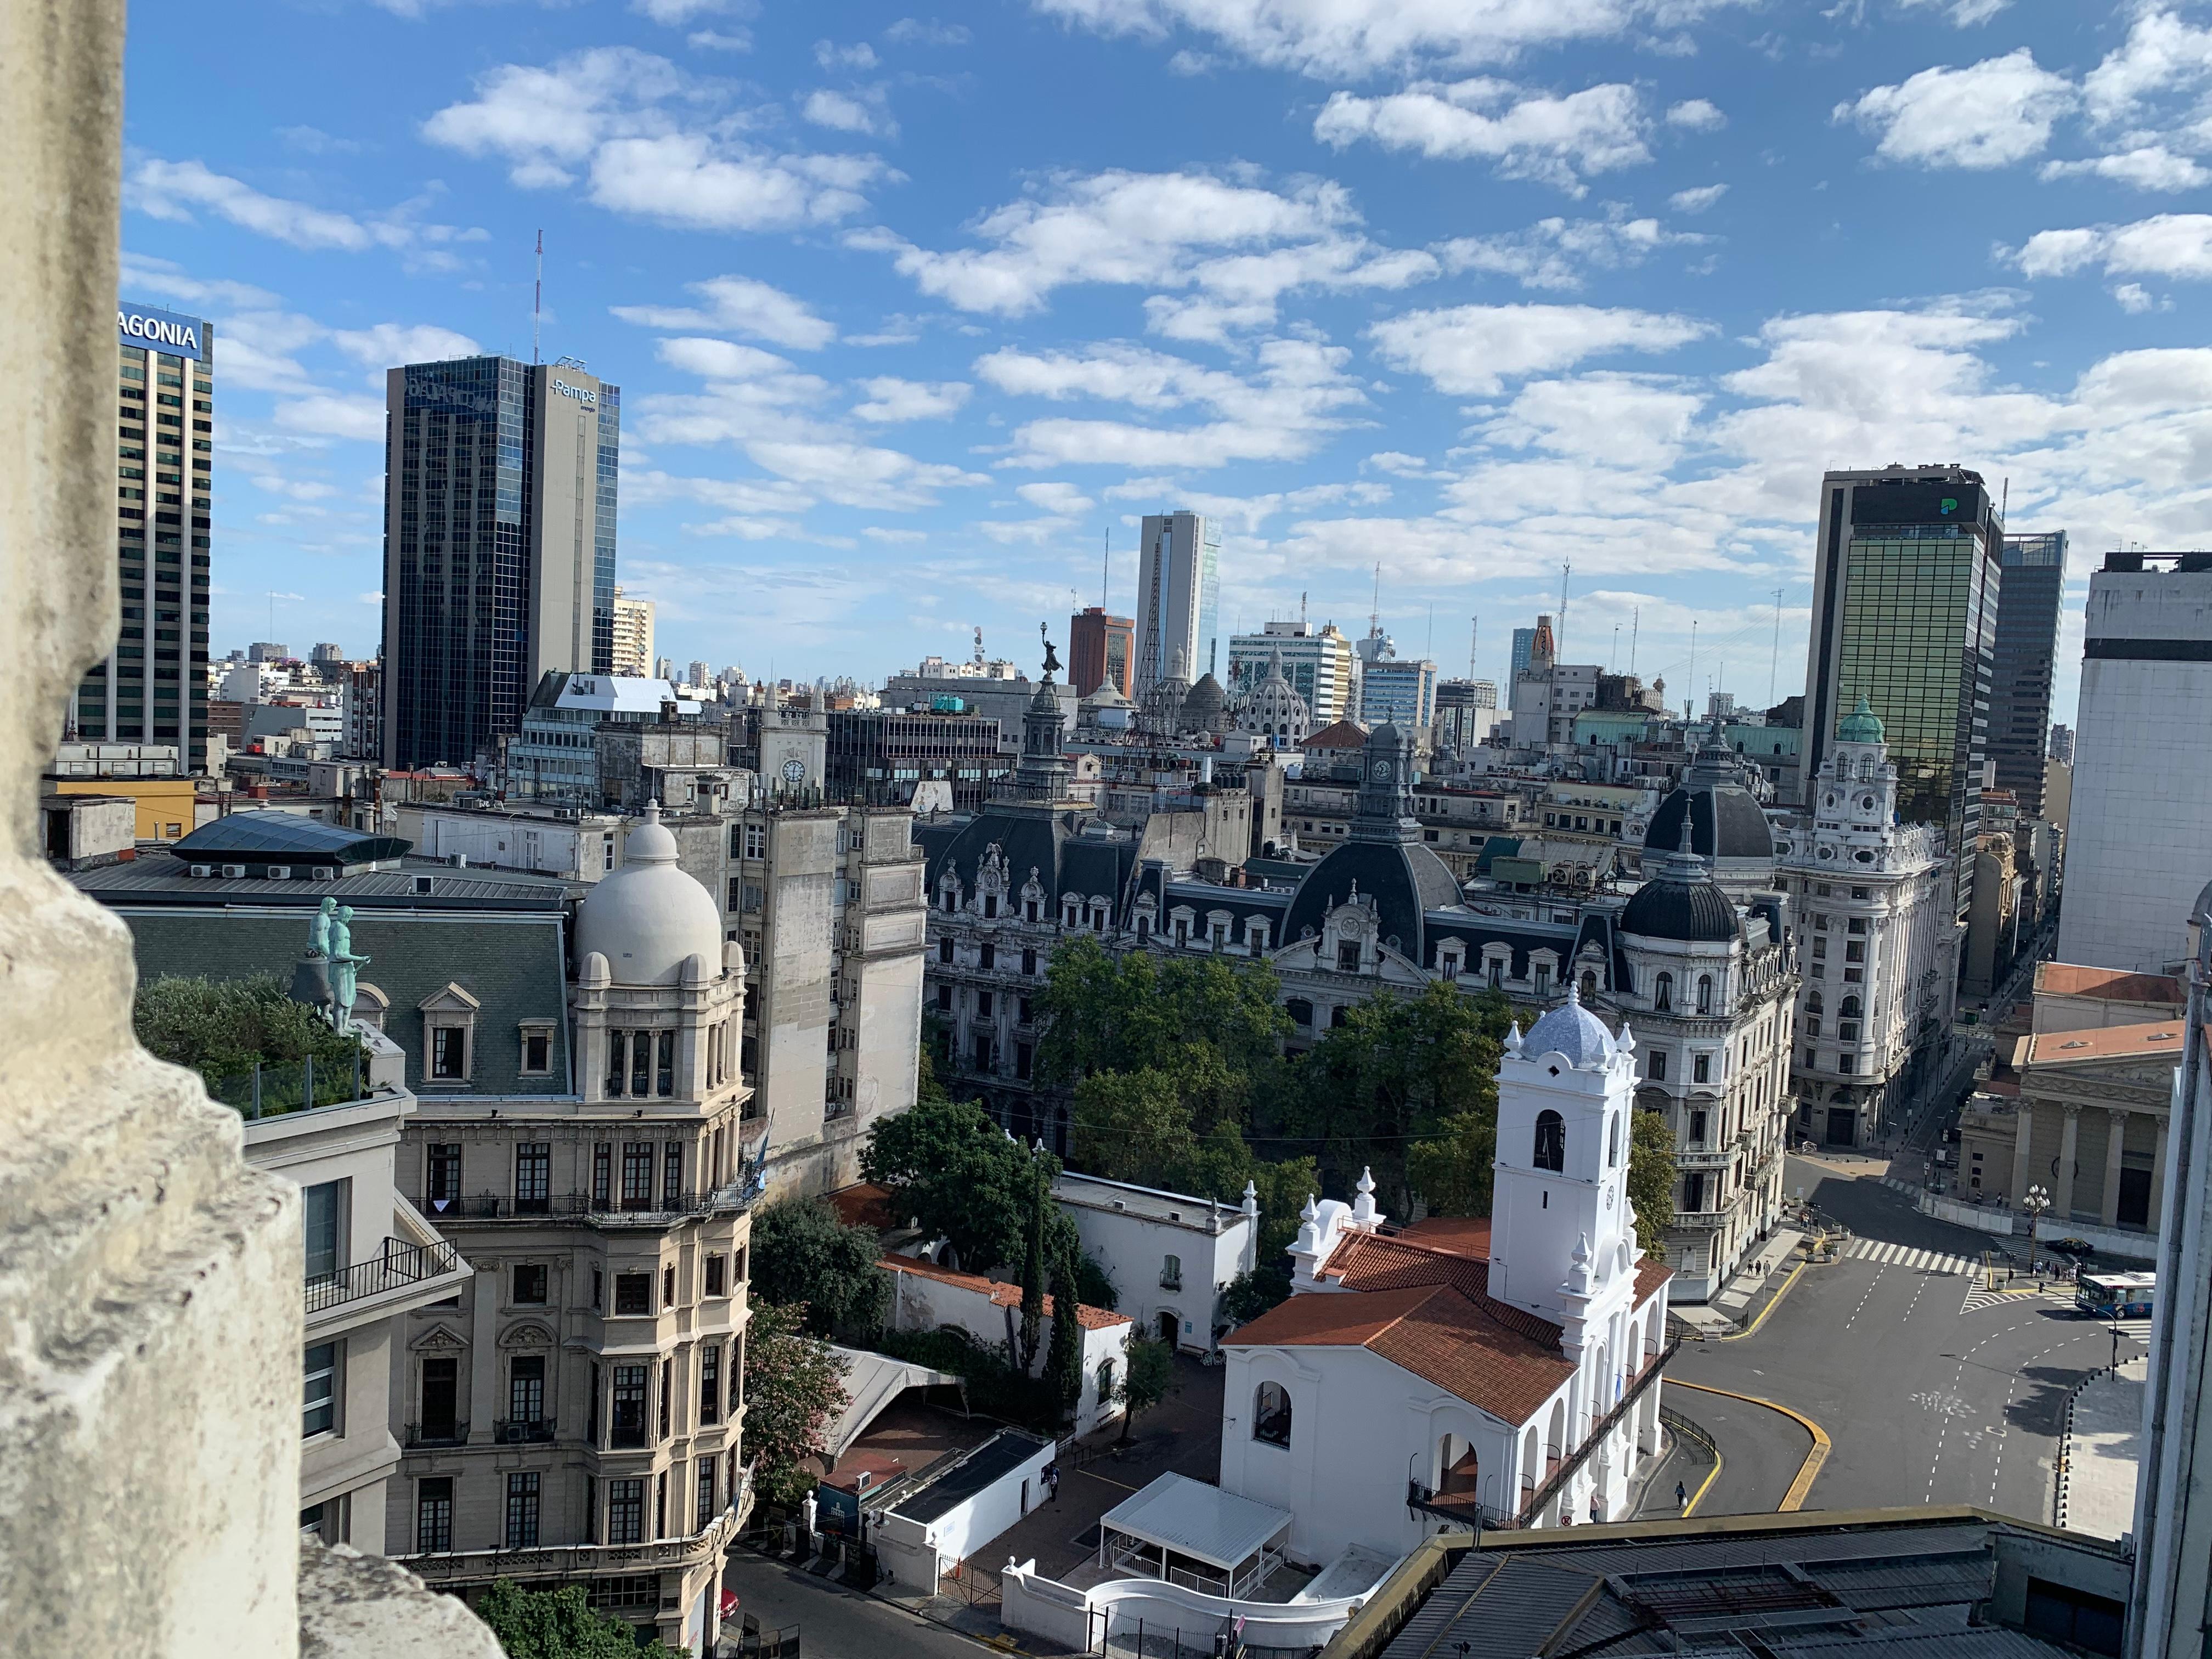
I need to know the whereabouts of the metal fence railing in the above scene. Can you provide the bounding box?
[306,1236,461,1315]
[210,1047,368,1119]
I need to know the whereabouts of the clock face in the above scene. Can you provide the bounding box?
[782,758,806,784]
[1374,760,1394,781]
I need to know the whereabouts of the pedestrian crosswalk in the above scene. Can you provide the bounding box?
[1845,1238,1979,1276]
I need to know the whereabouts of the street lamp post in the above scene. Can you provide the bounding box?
[2022,1185,2051,1278]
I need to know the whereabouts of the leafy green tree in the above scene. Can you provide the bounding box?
[1111,1332,1176,1442]
[474,1580,680,1658]
[1043,1250,1086,1418]
[134,974,364,1106]
[1627,1107,1678,1256]
[748,1197,890,1338]
[1406,1108,1499,1218]
[742,1299,849,1506]
[1019,1164,1048,1370]
[862,1096,1057,1271]
[1284,981,1511,1217]
[1074,1251,1118,1312]
[1216,1262,1293,1327]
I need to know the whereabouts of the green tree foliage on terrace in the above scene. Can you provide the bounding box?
[748,1197,890,1338]
[1627,1107,1679,1257]
[134,974,365,1107]
[861,1094,1075,1272]
[474,1580,680,1658]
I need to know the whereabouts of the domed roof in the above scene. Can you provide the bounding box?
[1836,695,1885,744]
[1518,985,1617,1068]
[1280,837,1462,958]
[1083,681,1132,709]
[1182,672,1227,733]
[1621,820,1743,944]
[1644,737,1775,869]
[575,801,726,986]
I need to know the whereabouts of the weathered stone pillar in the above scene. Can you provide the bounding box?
[0,7,499,1652]
[2101,1108,2129,1228]
[2010,1099,2035,1206]
[2056,1105,2081,1219]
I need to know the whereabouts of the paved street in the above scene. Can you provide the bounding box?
[1671,1160,2149,1528]
[722,1552,994,1658]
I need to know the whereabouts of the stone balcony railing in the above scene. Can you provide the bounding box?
[396,1469,753,1587]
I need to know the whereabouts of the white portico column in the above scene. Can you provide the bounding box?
[2101,1108,2129,1228]
[2010,1101,2035,1206]
[2056,1105,2082,1219]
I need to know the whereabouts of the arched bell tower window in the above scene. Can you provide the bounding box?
[1654,973,1673,1012]
[1696,974,1714,1015]
[1534,1109,1565,1173]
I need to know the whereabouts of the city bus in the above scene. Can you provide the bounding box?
[2076,1271,2157,1320]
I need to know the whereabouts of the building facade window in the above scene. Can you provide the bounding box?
[1253,1381,1292,1447]
[415,1478,453,1554]
[509,1355,545,1425]
[610,1365,648,1449]
[514,1144,551,1214]
[700,1345,721,1425]
[303,1342,338,1438]
[505,1472,540,1549]
[614,1273,652,1317]
[1533,1110,1566,1172]
[607,1479,645,1545]
[303,1180,344,1283]
[520,1025,554,1075]
[512,1262,548,1305]
[622,1143,654,1209]
[697,1457,718,1531]
[1654,973,1673,1012]
[704,1254,727,1297]
[425,1144,461,1209]
[1649,1050,1667,1081]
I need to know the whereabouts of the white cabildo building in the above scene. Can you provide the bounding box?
[1216,991,1672,1565]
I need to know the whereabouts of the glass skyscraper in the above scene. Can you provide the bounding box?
[1990,531,2067,820]
[74,303,214,769]
[1805,466,2001,918]
[381,356,619,770]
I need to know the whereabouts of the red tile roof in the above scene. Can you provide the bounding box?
[1302,718,1370,749]
[2023,1020,2185,1066]
[880,1254,1132,1329]
[2037,963,2185,1005]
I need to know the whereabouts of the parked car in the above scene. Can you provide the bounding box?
[2048,1238,2096,1261]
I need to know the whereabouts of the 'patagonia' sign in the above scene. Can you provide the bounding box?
[117,302,204,360]
[552,377,596,406]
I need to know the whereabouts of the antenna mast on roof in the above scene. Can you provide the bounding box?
[1102,529,1109,609]
[1369,562,1381,640]
[1770,588,1785,705]
[1469,615,1478,679]
[1558,560,1571,662]
[1630,607,1639,676]
[532,230,543,365]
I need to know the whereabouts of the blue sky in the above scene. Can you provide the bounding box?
[122,0,2212,722]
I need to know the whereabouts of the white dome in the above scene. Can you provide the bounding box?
[1520,984,1616,1068]
[575,801,726,986]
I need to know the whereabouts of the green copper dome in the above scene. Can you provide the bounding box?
[1836,695,1884,744]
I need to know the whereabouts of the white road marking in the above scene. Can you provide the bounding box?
[1848,1239,1974,1276]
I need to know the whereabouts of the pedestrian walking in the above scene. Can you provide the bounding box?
[1590,1491,1604,1525]
[1675,1480,1688,1510]
[1046,1462,1061,1504]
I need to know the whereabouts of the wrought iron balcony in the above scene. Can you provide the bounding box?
[306,1238,462,1314]
[493,1418,556,1444]
[405,1420,470,1448]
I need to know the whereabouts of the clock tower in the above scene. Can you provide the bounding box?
[756,694,827,798]
[1350,721,1419,843]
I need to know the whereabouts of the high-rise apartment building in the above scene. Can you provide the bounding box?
[2049,722,2074,765]
[1134,511,1220,693]
[73,303,215,770]
[1510,628,1537,678]
[2058,551,2212,974]
[1068,605,1133,698]
[1226,620,1358,724]
[381,356,619,771]
[1990,531,2067,819]
[1803,465,2001,916]
[611,585,654,676]
[1358,657,1438,732]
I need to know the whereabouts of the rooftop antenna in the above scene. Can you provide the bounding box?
[1369,562,1381,640]
[1769,588,1785,705]
[1612,623,1620,670]
[1468,615,1479,680]
[2001,476,2009,526]
[1630,607,1639,676]
[1558,560,1572,662]
[532,229,543,365]
[1687,620,1698,723]
[973,625,984,669]
[1426,604,1434,661]
[1301,590,1308,626]
[1102,529,1109,609]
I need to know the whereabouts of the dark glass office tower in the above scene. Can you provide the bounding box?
[1990,532,2066,820]
[381,356,618,770]
[74,303,215,769]
[1804,466,2001,918]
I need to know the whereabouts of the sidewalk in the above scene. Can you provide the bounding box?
[2056,1356,2145,1539]
[1673,1229,1805,1336]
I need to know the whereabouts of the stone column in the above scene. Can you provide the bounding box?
[2010,1099,2035,1206]
[0,9,501,1646]
[2056,1105,2082,1219]
[2101,1108,2129,1228]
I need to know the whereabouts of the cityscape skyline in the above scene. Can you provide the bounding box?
[115,3,2210,724]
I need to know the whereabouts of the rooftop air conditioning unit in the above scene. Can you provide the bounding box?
[310,866,335,881]
[189,864,212,878]
[268,865,290,881]
[221,864,246,878]
[448,854,469,868]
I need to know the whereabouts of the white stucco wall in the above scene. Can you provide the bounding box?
[885,1263,1132,1435]
[873,1435,1055,1593]
[1053,1175,1254,1352]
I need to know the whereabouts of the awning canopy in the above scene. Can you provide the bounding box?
[1101,1473,1293,1572]
[823,1345,961,1462]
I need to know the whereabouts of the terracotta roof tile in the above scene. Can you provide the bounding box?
[2037,963,2185,1005]
[1302,718,1371,749]
[880,1254,1132,1329]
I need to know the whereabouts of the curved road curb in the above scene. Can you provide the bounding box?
[1670,1380,1832,1511]
[1713,1260,1810,1342]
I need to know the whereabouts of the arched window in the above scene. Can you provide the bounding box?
[1534,1109,1566,1172]
[1607,1111,1622,1169]
[1696,974,1714,1015]
[1254,1381,1293,1447]
[1654,973,1673,1012]
[1285,998,1314,1029]
[1097,1358,1115,1405]
[1839,995,1862,1019]
[1579,969,1598,1001]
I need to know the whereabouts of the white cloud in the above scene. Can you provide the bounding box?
[1313,80,1650,194]
[1482,373,1705,469]
[851,168,1398,319]
[329,323,482,372]
[687,29,754,50]
[2010,214,2212,280]
[2112,281,2171,313]
[2041,146,2210,192]
[804,88,894,136]
[1368,303,1710,396]
[1664,98,1725,131]
[273,394,386,441]
[2083,9,2212,128]
[884,18,971,44]
[1016,481,1096,515]
[633,0,742,19]
[1026,0,1742,80]
[980,336,1368,469]
[852,377,973,422]
[1896,0,2010,24]
[126,157,483,258]
[815,40,880,69]
[1668,183,1728,213]
[119,253,279,313]
[1437,212,1686,291]
[423,48,888,228]
[1836,49,2075,170]
[612,275,837,350]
